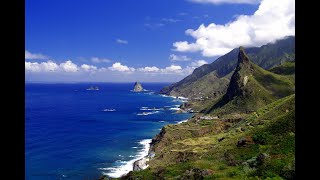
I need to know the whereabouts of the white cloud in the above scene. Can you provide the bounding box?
[190,60,208,67]
[116,39,128,44]
[160,65,183,74]
[25,61,58,72]
[41,61,59,72]
[59,60,79,72]
[188,0,261,4]
[169,54,191,62]
[108,62,135,72]
[138,66,160,72]
[91,57,111,63]
[25,60,100,73]
[81,64,97,72]
[25,62,41,72]
[25,50,48,60]
[174,0,295,57]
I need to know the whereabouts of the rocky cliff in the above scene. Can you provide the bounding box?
[133,82,144,92]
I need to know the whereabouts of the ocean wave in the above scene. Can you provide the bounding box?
[140,107,162,111]
[159,121,166,123]
[137,111,159,116]
[169,107,180,111]
[177,119,188,124]
[103,109,116,112]
[101,139,152,178]
[160,94,176,99]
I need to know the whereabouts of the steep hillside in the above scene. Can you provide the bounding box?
[269,61,295,75]
[204,47,295,116]
[160,36,295,99]
[119,94,295,180]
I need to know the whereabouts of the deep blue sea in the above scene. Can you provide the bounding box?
[25,83,192,180]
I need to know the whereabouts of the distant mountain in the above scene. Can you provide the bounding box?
[203,47,295,115]
[160,36,295,102]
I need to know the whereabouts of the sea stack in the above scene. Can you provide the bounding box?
[133,81,144,92]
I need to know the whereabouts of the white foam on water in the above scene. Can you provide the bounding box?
[101,139,152,178]
[103,109,116,112]
[169,107,180,111]
[177,119,188,124]
[137,111,160,116]
[140,107,161,111]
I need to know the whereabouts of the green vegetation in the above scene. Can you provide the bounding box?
[120,94,295,179]
[105,40,295,180]
[203,48,294,116]
[269,61,295,75]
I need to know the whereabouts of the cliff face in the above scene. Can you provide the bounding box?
[133,82,144,92]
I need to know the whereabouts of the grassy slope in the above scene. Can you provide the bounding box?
[121,94,295,180]
[179,71,233,111]
[269,61,295,75]
[204,62,295,116]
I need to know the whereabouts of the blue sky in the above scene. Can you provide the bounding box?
[25,0,295,82]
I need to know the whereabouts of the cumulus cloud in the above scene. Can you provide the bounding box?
[25,59,200,79]
[169,54,191,62]
[188,0,261,4]
[160,65,183,74]
[190,60,208,67]
[25,62,42,72]
[59,60,79,72]
[108,62,135,72]
[25,61,59,72]
[138,66,160,72]
[25,60,101,74]
[25,50,48,60]
[116,39,128,44]
[174,0,295,57]
[81,64,97,72]
[91,57,111,63]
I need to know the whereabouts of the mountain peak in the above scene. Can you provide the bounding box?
[209,47,256,110]
[238,46,250,64]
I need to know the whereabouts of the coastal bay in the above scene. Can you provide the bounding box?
[25,83,192,180]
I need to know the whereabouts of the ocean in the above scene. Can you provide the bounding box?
[25,83,192,180]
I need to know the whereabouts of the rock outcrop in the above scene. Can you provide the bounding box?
[223,46,255,101]
[133,81,144,92]
[133,157,149,171]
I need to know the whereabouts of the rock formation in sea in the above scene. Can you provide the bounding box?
[133,82,144,92]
